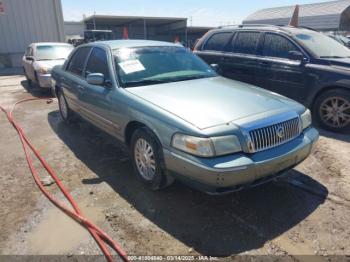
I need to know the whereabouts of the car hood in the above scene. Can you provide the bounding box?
[324,57,350,67]
[126,76,304,130]
[34,59,66,69]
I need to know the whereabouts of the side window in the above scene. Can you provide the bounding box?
[26,47,33,56]
[85,48,110,81]
[233,32,260,55]
[262,33,299,59]
[66,47,91,77]
[203,32,232,51]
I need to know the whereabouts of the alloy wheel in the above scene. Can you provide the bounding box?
[134,138,156,181]
[319,96,350,128]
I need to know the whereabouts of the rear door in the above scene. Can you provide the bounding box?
[195,31,233,66]
[79,47,120,136]
[220,31,262,85]
[61,46,92,112]
[255,32,307,102]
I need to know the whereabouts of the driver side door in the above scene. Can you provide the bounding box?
[79,47,121,136]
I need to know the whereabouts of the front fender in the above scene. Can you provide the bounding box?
[306,79,350,107]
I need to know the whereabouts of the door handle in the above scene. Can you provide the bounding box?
[259,61,271,66]
[77,85,85,91]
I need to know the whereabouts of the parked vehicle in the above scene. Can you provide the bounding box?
[194,25,350,132]
[22,43,73,91]
[326,33,350,48]
[51,40,318,194]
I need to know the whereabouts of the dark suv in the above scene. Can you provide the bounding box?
[194,25,350,132]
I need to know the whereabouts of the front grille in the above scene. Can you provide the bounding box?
[249,117,301,153]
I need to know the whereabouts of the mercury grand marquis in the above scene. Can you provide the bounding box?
[51,40,319,194]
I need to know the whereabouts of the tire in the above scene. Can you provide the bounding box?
[57,90,76,124]
[130,128,174,190]
[23,67,32,88]
[313,88,350,132]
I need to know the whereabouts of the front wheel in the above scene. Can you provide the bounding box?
[314,89,350,132]
[130,128,174,190]
[23,67,32,88]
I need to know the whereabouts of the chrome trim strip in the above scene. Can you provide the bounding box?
[79,105,120,130]
[248,117,301,153]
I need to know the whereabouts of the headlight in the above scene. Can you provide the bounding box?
[38,67,51,74]
[301,109,312,130]
[171,133,241,157]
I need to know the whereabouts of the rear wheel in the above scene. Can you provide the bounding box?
[58,90,76,123]
[314,89,350,132]
[130,128,174,190]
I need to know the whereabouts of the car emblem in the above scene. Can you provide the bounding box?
[276,125,285,139]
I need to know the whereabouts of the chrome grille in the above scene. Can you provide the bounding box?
[249,117,301,153]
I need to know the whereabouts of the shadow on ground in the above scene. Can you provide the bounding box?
[47,110,328,256]
[318,128,350,143]
[20,80,52,98]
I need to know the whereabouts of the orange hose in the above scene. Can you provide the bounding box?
[1,97,129,262]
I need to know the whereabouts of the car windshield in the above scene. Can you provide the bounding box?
[36,45,73,61]
[113,46,216,87]
[294,31,350,58]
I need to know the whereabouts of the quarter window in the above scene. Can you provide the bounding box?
[85,48,110,80]
[66,47,91,76]
[203,32,232,51]
[233,32,260,55]
[262,33,299,59]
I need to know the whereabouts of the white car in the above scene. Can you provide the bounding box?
[22,43,73,92]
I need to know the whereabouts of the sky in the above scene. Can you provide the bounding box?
[61,0,333,26]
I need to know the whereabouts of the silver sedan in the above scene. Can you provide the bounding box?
[22,42,73,91]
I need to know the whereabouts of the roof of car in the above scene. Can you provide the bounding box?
[87,40,180,50]
[32,42,73,47]
[211,25,315,35]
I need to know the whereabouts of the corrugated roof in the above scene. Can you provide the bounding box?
[244,0,350,21]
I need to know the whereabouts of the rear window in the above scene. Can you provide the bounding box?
[233,32,260,55]
[203,32,232,51]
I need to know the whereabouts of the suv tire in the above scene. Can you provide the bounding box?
[313,88,350,132]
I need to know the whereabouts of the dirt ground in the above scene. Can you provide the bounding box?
[0,73,349,260]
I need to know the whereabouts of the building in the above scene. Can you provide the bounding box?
[64,21,85,41]
[243,0,350,31]
[82,15,213,47]
[0,0,213,68]
[0,0,65,68]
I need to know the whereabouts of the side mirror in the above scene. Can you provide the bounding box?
[87,73,105,86]
[26,56,34,61]
[210,64,222,74]
[288,51,305,62]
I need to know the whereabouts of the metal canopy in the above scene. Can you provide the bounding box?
[243,0,350,30]
[84,15,187,27]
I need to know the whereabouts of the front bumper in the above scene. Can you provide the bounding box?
[37,73,52,88]
[163,127,319,194]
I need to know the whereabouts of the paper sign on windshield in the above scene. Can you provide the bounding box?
[119,60,145,74]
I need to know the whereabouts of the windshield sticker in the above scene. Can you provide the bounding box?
[118,60,145,74]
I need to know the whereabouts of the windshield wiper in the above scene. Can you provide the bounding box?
[320,56,346,59]
[161,75,210,83]
[123,79,169,87]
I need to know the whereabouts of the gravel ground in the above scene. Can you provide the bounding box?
[0,74,349,260]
